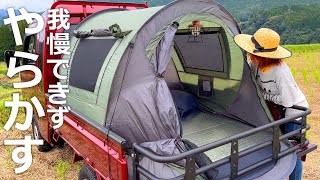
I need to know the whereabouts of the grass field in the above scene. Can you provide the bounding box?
[283,44,320,179]
[0,44,319,179]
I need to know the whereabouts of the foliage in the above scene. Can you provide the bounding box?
[0,21,28,60]
[0,25,15,61]
[0,62,22,129]
[239,5,320,44]
[56,160,71,180]
[214,0,320,19]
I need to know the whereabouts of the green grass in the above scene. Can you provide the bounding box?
[284,44,320,53]
[0,62,8,78]
[284,44,320,87]
[75,162,82,173]
[56,160,71,180]
[302,69,308,84]
[0,62,23,129]
[291,68,297,79]
[0,69,8,77]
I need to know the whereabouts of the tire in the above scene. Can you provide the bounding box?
[78,165,97,180]
[56,137,66,148]
[32,116,53,152]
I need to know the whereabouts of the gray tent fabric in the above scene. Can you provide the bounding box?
[226,62,272,127]
[139,139,185,180]
[111,81,181,144]
[109,22,181,144]
[151,23,180,139]
[140,139,181,157]
[151,23,179,77]
[140,139,185,165]
[139,157,182,180]
[73,29,113,38]
[164,58,184,90]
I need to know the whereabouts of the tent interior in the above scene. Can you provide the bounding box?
[158,20,280,178]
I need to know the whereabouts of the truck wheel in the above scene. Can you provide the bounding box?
[78,165,97,180]
[32,116,53,152]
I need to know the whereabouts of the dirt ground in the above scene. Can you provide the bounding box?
[0,50,319,179]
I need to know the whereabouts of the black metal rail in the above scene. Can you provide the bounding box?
[133,105,316,180]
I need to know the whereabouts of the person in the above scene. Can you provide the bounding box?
[234,28,309,180]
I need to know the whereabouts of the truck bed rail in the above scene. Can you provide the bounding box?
[133,105,316,180]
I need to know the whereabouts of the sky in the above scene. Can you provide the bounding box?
[0,0,54,12]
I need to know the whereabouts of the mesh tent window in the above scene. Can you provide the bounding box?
[174,27,230,79]
[69,38,117,92]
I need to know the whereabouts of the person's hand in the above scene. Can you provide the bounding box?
[261,90,282,105]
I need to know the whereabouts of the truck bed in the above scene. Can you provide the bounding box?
[179,111,281,179]
[135,107,311,179]
[181,111,273,162]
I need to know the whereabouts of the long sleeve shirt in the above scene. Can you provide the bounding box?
[250,61,309,118]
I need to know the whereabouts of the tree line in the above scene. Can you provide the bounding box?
[239,5,320,44]
[141,1,320,44]
[0,21,27,60]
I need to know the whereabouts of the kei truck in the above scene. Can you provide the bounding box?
[4,0,317,179]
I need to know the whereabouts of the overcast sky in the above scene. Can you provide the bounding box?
[0,0,54,12]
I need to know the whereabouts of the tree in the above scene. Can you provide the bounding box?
[0,25,15,60]
[0,20,28,60]
[240,4,320,44]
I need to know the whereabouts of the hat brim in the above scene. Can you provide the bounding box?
[234,34,292,59]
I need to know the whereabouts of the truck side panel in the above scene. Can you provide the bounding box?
[36,14,51,144]
[47,102,128,179]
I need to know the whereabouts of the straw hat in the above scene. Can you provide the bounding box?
[234,28,292,59]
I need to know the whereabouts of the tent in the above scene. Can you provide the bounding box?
[61,0,297,179]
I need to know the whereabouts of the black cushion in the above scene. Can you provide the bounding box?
[170,90,198,119]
